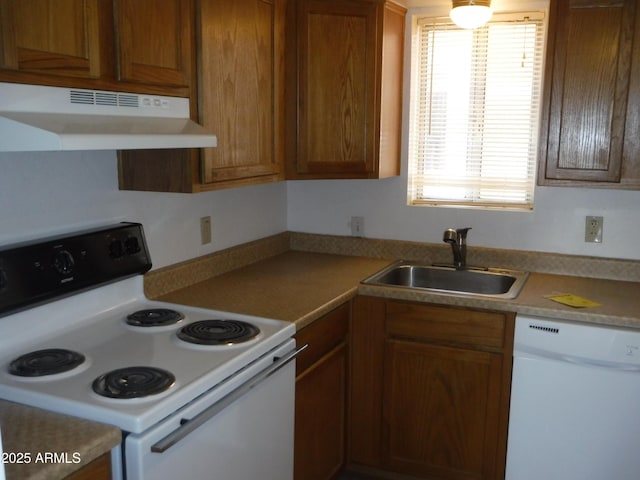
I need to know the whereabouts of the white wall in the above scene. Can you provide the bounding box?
[0,148,638,273]
[0,151,287,269]
[286,178,640,260]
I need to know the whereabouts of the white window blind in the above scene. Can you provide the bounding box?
[408,12,546,210]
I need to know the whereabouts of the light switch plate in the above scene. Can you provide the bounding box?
[350,216,364,237]
[200,216,212,245]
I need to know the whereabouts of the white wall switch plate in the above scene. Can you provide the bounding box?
[200,216,212,245]
[350,216,365,237]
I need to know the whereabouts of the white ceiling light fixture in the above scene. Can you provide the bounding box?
[450,0,493,29]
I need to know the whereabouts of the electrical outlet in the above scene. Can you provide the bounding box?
[200,216,212,245]
[349,216,365,237]
[585,216,603,243]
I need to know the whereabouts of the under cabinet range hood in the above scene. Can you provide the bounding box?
[0,82,217,152]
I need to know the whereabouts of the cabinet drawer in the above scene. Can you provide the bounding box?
[295,303,349,375]
[385,301,507,350]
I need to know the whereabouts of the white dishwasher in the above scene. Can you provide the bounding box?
[506,315,640,480]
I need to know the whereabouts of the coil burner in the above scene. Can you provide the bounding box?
[126,308,185,327]
[9,349,86,377]
[177,319,260,346]
[92,366,176,399]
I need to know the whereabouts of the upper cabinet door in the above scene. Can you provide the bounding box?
[0,0,194,95]
[199,0,285,185]
[289,0,404,180]
[297,0,377,176]
[0,0,111,80]
[539,0,637,184]
[114,0,193,88]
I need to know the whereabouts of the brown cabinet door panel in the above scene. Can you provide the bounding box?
[541,0,636,183]
[0,0,110,79]
[199,0,285,184]
[114,0,192,88]
[382,340,504,480]
[297,0,377,175]
[350,297,513,479]
[295,344,347,480]
[294,303,349,480]
[289,0,404,179]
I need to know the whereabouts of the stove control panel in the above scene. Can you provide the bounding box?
[0,222,152,316]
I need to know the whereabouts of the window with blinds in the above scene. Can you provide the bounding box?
[408,12,546,210]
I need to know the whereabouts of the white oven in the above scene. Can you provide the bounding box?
[0,223,300,480]
[126,339,296,480]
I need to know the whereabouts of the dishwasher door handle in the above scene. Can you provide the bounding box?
[516,347,640,372]
[151,343,307,453]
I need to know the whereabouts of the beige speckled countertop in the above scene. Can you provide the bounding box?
[0,400,120,480]
[156,251,392,330]
[517,273,640,326]
[360,271,640,329]
[153,249,640,330]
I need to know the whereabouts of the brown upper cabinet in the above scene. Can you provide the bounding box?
[198,0,285,187]
[2,0,405,191]
[0,0,193,97]
[0,0,111,81]
[118,0,286,193]
[286,0,405,179]
[538,0,640,188]
[114,0,192,90]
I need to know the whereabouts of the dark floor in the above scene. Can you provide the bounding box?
[336,473,379,480]
[336,472,379,480]
[336,469,422,480]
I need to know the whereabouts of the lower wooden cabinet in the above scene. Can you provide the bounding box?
[294,303,349,480]
[65,452,111,480]
[350,296,514,480]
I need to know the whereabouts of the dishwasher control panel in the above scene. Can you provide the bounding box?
[515,315,640,368]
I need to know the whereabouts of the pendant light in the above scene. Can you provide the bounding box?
[450,0,493,29]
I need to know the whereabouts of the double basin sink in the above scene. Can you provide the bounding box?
[362,261,529,299]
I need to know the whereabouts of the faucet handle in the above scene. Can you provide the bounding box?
[456,227,472,240]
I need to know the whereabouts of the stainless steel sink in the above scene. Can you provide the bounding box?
[362,261,529,299]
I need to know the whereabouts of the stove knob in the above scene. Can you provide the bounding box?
[53,250,75,275]
[124,236,140,255]
[109,239,124,258]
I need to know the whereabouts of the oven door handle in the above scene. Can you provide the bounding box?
[150,343,307,453]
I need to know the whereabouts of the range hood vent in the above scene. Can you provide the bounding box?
[69,89,140,107]
[0,82,217,152]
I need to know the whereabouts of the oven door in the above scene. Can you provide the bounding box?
[122,339,299,480]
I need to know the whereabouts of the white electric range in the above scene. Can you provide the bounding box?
[0,223,300,480]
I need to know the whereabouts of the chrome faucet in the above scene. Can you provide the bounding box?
[443,227,471,270]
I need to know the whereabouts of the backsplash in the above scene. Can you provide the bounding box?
[145,231,640,298]
[289,233,640,282]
